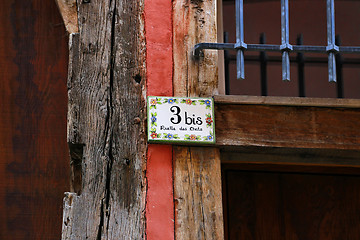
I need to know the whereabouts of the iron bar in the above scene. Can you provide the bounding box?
[224,32,230,95]
[194,43,360,55]
[260,33,268,96]
[192,0,360,91]
[338,46,360,53]
[297,35,305,97]
[336,35,344,98]
[226,55,360,66]
[235,0,247,80]
[281,0,292,81]
[327,0,338,82]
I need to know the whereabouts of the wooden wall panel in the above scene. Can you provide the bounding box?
[0,1,69,239]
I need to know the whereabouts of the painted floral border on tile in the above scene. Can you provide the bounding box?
[147,96,216,144]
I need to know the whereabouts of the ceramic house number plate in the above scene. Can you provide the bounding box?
[147,96,215,144]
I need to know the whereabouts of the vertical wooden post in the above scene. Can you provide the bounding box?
[61,0,147,239]
[173,0,224,239]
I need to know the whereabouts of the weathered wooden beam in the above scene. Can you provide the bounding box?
[214,95,360,108]
[173,0,224,239]
[215,95,360,150]
[62,0,146,239]
[173,0,219,97]
[173,146,223,239]
[55,0,79,33]
[222,148,360,166]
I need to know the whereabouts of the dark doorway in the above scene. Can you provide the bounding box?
[0,1,69,239]
[222,150,360,240]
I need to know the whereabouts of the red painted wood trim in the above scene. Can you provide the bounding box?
[145,0,174,239]
[145,0,173,97]
[146,145,174,240]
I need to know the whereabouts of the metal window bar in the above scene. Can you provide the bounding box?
[281,0,291,81]
[335,35,343,98]
[296,34,305,97]
[260,33,268,96]
[224,33,352,97]
[235,0,246,80]
[224,32,231,95]
[193,0,360,83]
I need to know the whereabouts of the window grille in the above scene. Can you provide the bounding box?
[193,0,360,84]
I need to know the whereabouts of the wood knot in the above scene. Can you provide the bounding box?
[174,197,183,203]
[133,117,141,124]
[133,74,142,84]
[124,158,130,166]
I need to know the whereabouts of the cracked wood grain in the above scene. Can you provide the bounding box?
[62,0,146,239]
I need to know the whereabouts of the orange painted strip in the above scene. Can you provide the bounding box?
[145,0,173,97]
[145,0,174,239]
[146,145,174,240]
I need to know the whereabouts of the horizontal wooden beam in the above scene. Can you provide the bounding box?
[214,95,360,108]
[222,148,360,165]
[215,95,360,150]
